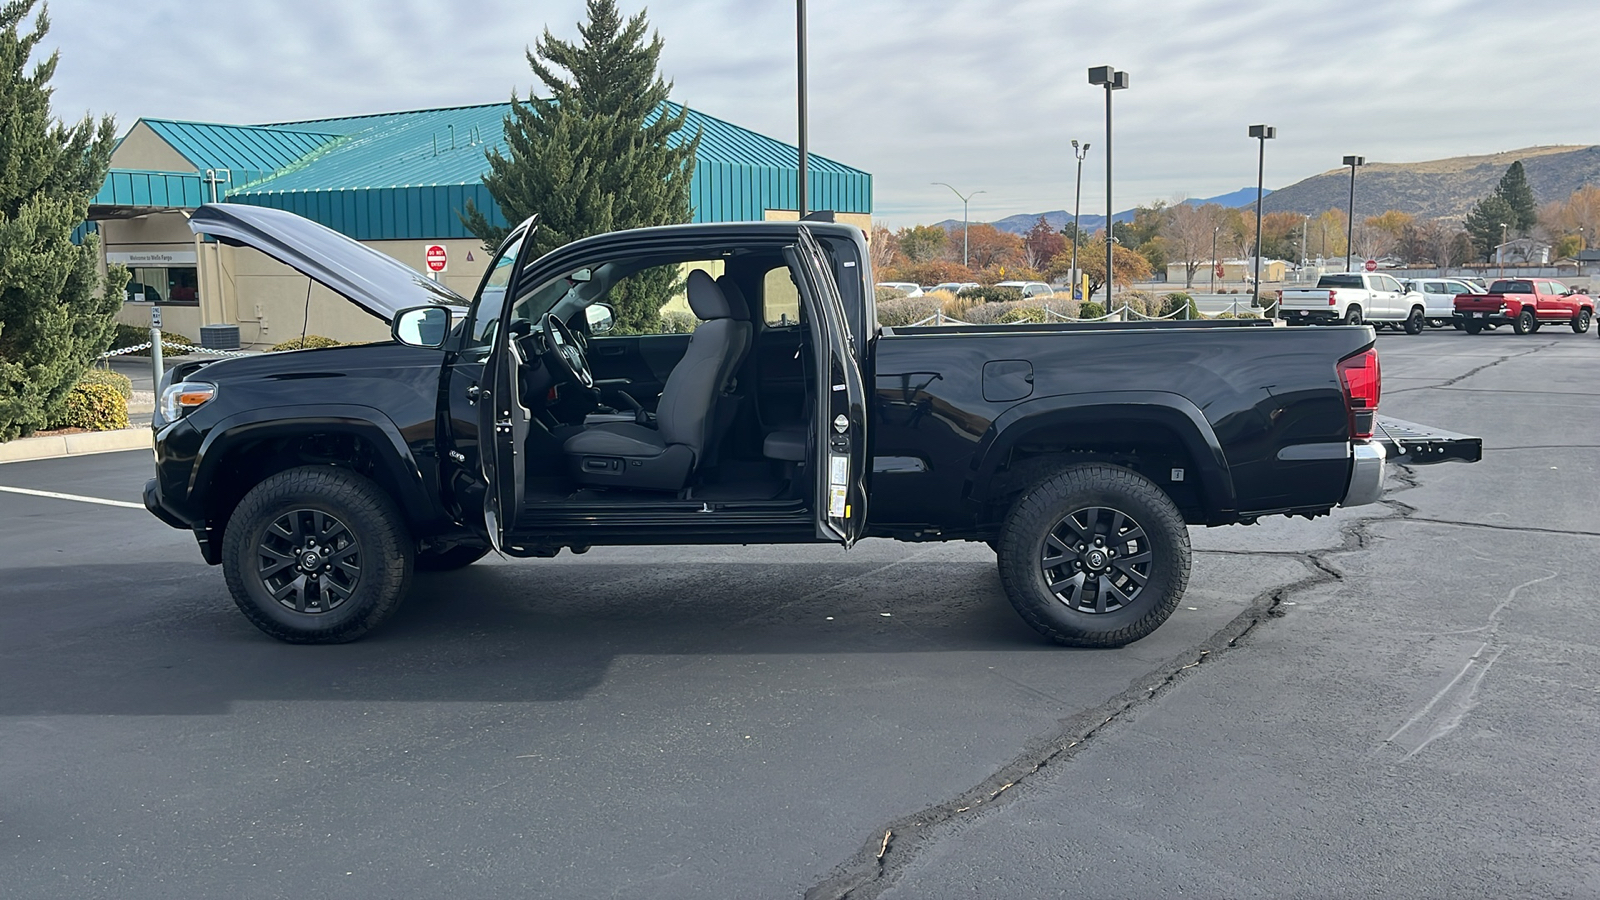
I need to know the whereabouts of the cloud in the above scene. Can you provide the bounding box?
[47,0,1600,227]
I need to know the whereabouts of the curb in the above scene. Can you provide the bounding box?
[0,428,152,465]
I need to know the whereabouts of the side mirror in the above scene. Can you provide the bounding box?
[392,306,451,348]
[585,302,616,335]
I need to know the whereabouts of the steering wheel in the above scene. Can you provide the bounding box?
[540,312,594,390]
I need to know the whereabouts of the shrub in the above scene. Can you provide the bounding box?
[268,335,343,352]
[1122,290,1156,317]
[52,382,128,431]
[110,323,197,356]
[1162,292,1200,319]
[658,311,701,334]
[998,306,1047,325]
[77,368,132,399]
[957,285,1023,305]
[875,296,942,327]
[875,286,910,304]
[1079,300,1106,319]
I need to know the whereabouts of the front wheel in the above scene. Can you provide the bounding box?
[1344,306,1363,326]
[1572,309,1591,334]
[222,466,413,643]
[996,464,1191,648]
[1403,308,1425,334]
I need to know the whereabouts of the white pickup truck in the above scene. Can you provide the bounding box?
[1277,272,1428,333]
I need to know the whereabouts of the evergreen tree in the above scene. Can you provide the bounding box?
[463,0,700,333]
[1494,161,1538,233]
[0,2,122,440]
[1464,193,1515,262]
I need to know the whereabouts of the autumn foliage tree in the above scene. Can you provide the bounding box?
[1052,240,1151,301]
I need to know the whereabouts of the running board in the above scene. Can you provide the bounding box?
[1373,416,1483,465]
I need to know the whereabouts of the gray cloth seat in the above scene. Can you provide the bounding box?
[564,270,746,491]
[762,428,807,463]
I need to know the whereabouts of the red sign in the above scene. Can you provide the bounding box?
[425,244,448,273]
[1215,262,1225,278]
[1364,258,1377,272]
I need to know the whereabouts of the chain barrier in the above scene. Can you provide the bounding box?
[97,343,255,361]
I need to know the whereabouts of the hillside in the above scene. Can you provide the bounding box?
[936,187,1263,235]
[1261,145,1600,220]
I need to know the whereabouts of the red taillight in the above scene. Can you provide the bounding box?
[1337,348,1381,439]
[1327,289,1338,306]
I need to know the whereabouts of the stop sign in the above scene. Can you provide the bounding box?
[1364,258,1377,272]
[424,244,448,273]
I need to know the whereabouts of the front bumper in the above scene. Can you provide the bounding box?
[1341,441,1387,507]
[143,477,188,529]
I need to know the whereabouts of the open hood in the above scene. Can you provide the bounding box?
[188,203,467,322]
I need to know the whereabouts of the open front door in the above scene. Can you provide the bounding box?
[475,221,540,552]
[790,227,869,546]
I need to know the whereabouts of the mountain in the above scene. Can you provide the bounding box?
[1261,145,1600,221]
[935,187,1265,236]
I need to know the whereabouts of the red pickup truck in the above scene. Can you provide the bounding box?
[1454,278,1594,335]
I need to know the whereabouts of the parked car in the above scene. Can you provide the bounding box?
[876,281,923,297]
[993,280,1056,300]
[1402,278,1485,327]
[1278,272,1428,333]
[925,281,980,295]
[1454,278,1594,334]
[144,203,1481,649]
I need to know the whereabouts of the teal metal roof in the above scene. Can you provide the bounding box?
[91,169,208,208]
[140,119,338,186]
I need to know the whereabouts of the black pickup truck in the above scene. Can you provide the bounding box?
[145,204,1481,647]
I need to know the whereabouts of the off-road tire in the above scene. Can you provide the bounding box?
[1571,309,1591,334]
[1464,320,1483,334]
[1514,308,1535,334]
[222,466,413,644]
[996,464,1191,648]
[1404,307,1425,334]
[416,544,491,572]
[1344,306,1363,326]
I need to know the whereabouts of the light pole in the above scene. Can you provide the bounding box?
[1210,225,1220,294]
[1301,214,1310,279]
[1248,125,1276,304]
[1498,222,1508,276]
[933,182,984,268]
[1343,155,1364,271]
[1070,139,1090,299]
[1089,65,1129,305]
[796,0,808,217]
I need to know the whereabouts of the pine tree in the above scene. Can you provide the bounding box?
[1463,193,1515,262]
[463,0,701,333]
[0,2,122,440]
[1494,161,1538,233]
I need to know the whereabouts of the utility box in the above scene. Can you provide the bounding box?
[200,324,241,351]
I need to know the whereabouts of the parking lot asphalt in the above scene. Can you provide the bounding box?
[2,327,1597,899]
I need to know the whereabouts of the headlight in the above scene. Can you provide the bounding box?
[161,381,216,421]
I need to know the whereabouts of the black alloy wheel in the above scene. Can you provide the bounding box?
[996,464,1190,648]
[223,466,413,643]
[1344,306,1363,326]
[1404,308,1425,334]
[1514,308,1536,334]
[1572,309,1591,334]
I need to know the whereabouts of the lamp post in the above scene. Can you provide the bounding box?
[1089,65,1129,305]
[1248,125,1276,304]
[933,182,985,268]
[1070,139,1090,299]
[796,0,808,217]
[1343,155,1364,271]
[1498,222,1508,277]
[1210,225,1220,294]
[1301,214,1310,280]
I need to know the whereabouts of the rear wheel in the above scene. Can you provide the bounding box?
[1571,309,1591,334]
[1464,320,1483,335]
[996,464,1190,648]
[1513,308,1535,334]
[1344,306,1363,326]
[1429,318,1447,328]
[1404,307,1425,334]
[222,466,413,644]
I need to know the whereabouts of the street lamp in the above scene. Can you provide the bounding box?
[796,0,809,217]
[1343,155,1364,271]
[1089,65,1129,305]
[1498,222,1508,277]
[1249,125,1276,304]
[1070,139,1090,299]
[1301,214,1310,277]
[933,182,985,268]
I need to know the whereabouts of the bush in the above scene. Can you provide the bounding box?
[268,334,344,352]
[51,382,128,431]
[1079,300,1106,319]
[875,286,909,304]
[658,311,701,334]
[1162,292,1200,319]
[957,285,1023,305]
[1122,290,1156,317]
[77,368,132,399]
[875,296,942,327]
[111,322,197,356]
[998,306,1047,325]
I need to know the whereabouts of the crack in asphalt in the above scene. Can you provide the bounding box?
[1401,518,1600,539]
[803,470,1423,900]
[1385,340,1558,394]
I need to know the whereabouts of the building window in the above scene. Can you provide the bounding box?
[125,266,198,306]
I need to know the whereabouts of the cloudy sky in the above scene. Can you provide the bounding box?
[48,0,1599,227]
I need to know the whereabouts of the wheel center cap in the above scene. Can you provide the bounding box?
[1086,549,1107,570]
[300,551,320,571]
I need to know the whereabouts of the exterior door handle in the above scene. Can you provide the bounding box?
[466,385,483,403]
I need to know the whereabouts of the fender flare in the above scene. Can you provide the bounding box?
[968,390,1236,518]
[190,403,438,527]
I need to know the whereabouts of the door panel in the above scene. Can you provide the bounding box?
[751,326,807,430]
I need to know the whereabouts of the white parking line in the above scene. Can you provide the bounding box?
[0,485,145,509]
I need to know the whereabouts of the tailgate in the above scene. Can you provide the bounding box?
[1279,290,1331,308]
[1373,416,1482,465]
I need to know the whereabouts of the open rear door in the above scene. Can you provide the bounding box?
[790,227,869,547]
